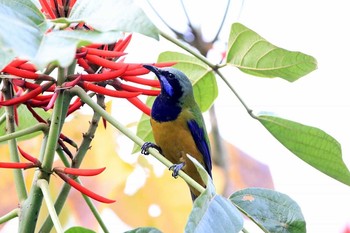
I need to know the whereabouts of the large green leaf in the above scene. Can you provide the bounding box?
[0,105,51,142]
[0,0,46,70]
[185,155,244,233]
[65,226,95,233]
[124,227,162,233]
[69,0,159,39]
[226,23,317,82]
[230,188,306,233]
[257,114,350,186]
[158,51,218,112]
[0,0,156,70]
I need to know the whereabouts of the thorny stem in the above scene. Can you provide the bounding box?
[19,68,71,233]
[40,93,107,233]
[2,80,28,202]
[71,86,206,194]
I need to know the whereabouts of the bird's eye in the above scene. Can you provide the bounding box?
[168,73,175,79]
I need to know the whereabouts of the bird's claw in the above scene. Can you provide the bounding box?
[169,162,185,178]
[141,142,162,155]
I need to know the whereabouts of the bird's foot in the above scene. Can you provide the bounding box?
[141,142,162,155]
[169,162,185,178]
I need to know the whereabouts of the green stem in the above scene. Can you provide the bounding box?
[0,123,48,143]
[78,177,110,233]
[40,93,106,233]
[37,179,64,233]
[159,30,217,69]
[71,86,205,194]
[215,69,255,118]
[0,208,19,224]
[40,91,64,172]
[2,80,27,201]
[19,68,70,233]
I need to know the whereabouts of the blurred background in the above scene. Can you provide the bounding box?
[1,0,350,232]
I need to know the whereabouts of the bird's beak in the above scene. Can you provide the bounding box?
[143,65,161,77]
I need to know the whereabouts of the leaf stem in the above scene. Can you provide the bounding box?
[0,123,48,143]
[161,30,255,117]
[159,30,216,69]
[70,86,205,194]
[215,69,255,117]
[0,208,19,224]
[37,179,64,233]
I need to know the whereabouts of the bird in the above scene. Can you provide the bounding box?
[141,65,212,201]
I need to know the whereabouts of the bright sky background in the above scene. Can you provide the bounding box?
[127,0,350,232]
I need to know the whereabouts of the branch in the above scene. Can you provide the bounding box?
[37,179,64,233]
[70,86,205,194]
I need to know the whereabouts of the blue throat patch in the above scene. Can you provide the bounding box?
[151,95,181,122]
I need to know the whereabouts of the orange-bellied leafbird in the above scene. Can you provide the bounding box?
[141,65,212,201]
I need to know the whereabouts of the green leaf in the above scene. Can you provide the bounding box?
[226,23,317,82]
[257,113,350,186]
[158,51,218,112]
[69,0,159,39]
[0,0,122,70]
[124,227,162,233]
[132,96,155,154]
[0,105,51,142]
[230,188,306,233]
[0,0,46,70]
[65,226,95,233]
[33,30,122,69]
[185,155,244,233]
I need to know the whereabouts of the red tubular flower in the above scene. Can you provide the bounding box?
[118,83,160,96]
[0,82,55,106]
[14,105,19,126]
[80,47,126,58]
[79,66,128,82]
[58,139,73,159]
[113,34,132,52]
[66,97,84,116]
[0,162,37,169]
[81,82,141,98]
[12,79,56,92]
[121,75,160,87]
[127,97,151,115]
[54,167,106,176]
[18,63,37,72]
[55,170,115,203]
[2,66,53,81]
[77,58,95,74]
[39,0,56,19]
[85,54,128,70]
[18,146,41,166]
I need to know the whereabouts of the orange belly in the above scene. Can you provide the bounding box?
[150,109,206,196]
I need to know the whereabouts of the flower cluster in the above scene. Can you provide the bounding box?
[0,0,174,203]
